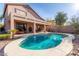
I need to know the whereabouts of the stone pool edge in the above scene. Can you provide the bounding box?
[4,33,75,56]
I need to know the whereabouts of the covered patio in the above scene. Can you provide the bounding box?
[12,18,48,34]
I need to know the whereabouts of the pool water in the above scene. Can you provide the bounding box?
[20,33,64,50]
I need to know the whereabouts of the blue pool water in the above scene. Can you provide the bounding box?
[20,33,65,50]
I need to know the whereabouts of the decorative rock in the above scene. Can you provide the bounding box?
[77,53,79,56]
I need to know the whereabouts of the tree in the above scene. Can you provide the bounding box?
[55,12,67,26]
[0,23,3,28]
[47,19,56,25]
[70,15,79,34]
[0,23,4,33]
[0,15,4,33]
[46,18,56,32]
[8,29,18,39]
[0,15,4,28]
[47,19,55,24]
[0,15,3,22]
[55,12,68,32]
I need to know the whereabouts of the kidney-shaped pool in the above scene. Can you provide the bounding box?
[4,33,75,56]
[20,33,66,50]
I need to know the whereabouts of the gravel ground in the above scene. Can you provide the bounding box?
[0,35,79,56]
[67,35,79,56]
[0,39,13,56]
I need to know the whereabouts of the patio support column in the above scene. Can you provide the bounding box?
[10,14,15,39]
[11,19,15,30]
[33,22,36,33]
[44,24,46,32]
[26,23,29,33]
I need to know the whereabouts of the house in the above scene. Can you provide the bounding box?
[3,3,50,35]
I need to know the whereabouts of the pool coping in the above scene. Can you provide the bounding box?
[4,33,75,56]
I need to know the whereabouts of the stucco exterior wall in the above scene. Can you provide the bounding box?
[6,5,46,23]
[4,4,50,34]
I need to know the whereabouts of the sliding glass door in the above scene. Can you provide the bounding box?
[15,23,27,34]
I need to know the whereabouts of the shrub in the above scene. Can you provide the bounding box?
[70,15,79,34]
[0,34,10,40]
[8,29,18,39]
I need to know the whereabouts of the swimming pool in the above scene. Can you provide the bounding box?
[4,33,74,56]
[20,33,65,50]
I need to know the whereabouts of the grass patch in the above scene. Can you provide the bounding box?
[0,34,10,39]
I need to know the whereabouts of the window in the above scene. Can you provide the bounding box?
[14,8,27,17]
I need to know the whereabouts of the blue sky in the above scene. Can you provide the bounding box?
[0,3,4,23]
[29,3,78,21]
[0,3,4,16]
[0,3,78,21]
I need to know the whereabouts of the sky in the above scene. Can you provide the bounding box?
[0,3,4,23]
[29,3,79,21]
[29,3,78,19]
[0,3,4,16]
[0,3,78,22]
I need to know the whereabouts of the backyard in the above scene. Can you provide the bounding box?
[0,3,79,56]
[0,33,79,56]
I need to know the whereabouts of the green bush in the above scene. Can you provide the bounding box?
[0,34,10,39]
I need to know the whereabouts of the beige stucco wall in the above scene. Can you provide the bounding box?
[6,5,46,23]
[4,4,50,34]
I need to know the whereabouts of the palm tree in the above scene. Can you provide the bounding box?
[55,11,68,32]
[8,29,18,39]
